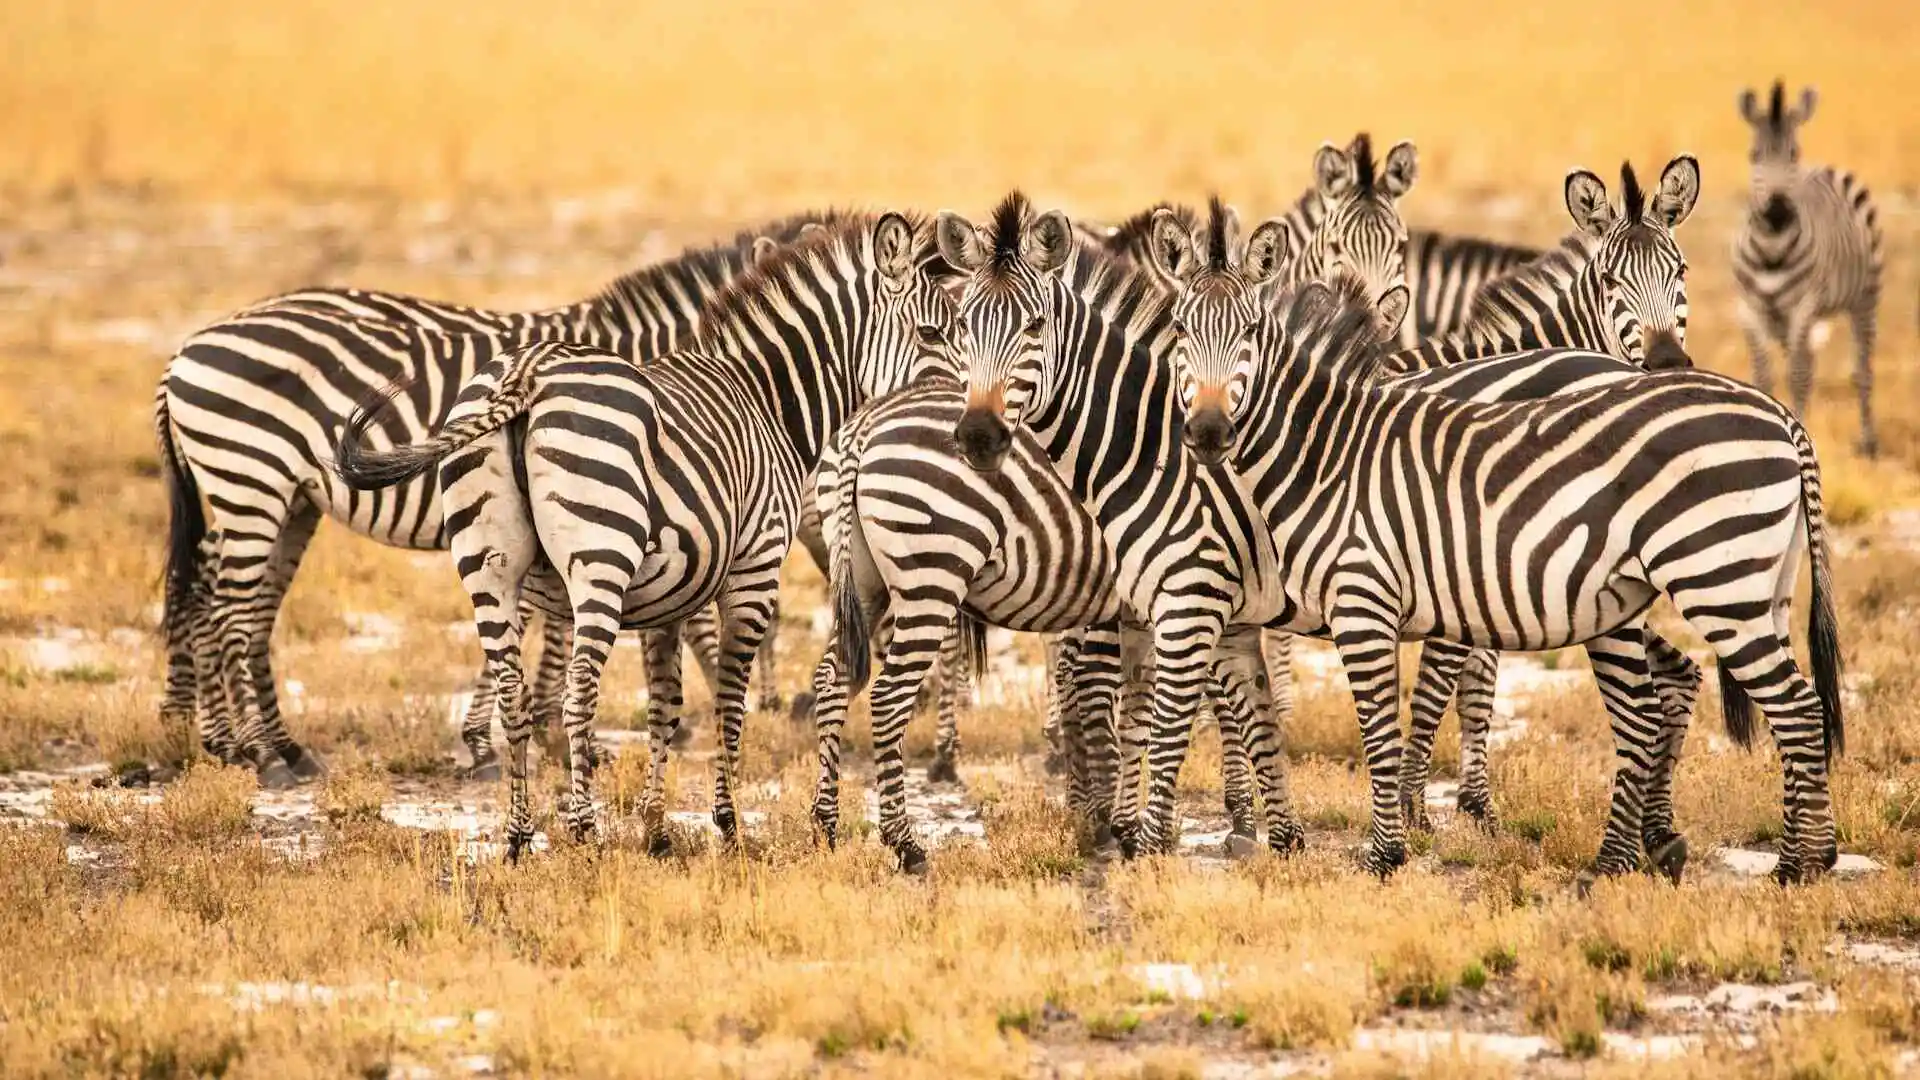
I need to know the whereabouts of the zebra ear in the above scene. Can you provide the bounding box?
[935,212,988,274]
[873,213,918,286]
[1373,284,1410,339]
[1795,86,1818,125]
[1313,142,1355,202]
[1564,169,1616,237]
[799,222,829,238]
[1380,141,1419,199]
[1145,208,1198,289]
[1243,220,1290,284]
[1023,210,1075,275]
[1738,88,1762,126]
[1652,155,1701,229]
[750,236,781,269]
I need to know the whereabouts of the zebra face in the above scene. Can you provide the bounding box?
[858,213,962,397]
[1302,135,1417,337]
[1566,156,1700,371]
[1739,82,1815,230]
[936,200,1074,472]
[1147,206,1291,466]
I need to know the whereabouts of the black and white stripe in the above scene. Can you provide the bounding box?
[332,214,955,859]
[1176,274,1845,884]
[1732,80,1885,457]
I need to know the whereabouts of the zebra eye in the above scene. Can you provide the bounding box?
[1023,316,1045,336]
[1171,320,1188,338]
[916,324,945,345]
[1242,321,1260,340]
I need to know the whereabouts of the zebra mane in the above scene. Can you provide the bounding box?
[1350,132,1378,197]
[987,190,1032,272]
[1458,233,1593,340]
[1767,79,1787,131]
[587,208,868,317]
[1062,232,1176,332]
[1205,196,1233,272]
[692,210,931,350]
[1273,273,1386,386]
[1105,202,1200,257]
[1620,162,1646,226]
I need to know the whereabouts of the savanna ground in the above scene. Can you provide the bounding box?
[3,1,1920,1076]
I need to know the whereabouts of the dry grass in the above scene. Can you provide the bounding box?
[1,4,1918,1075]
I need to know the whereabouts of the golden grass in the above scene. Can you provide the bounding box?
[0,6,1917,1073]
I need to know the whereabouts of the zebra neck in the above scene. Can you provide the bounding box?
[695,283,870,475]
[1236,355,1385,551]
[580,241,753,359]
[1278,185,1325,251]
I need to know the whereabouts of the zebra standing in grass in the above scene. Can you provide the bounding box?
[1168,270,1843,884]
[333,215,957,859]
[1732,80,1885,458]
[158,214,838,785]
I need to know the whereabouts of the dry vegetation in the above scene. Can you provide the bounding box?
[2,1,1919,1076]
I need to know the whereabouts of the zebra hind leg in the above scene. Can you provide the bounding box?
[1452,649,1501,830]
[1069,624,1124,855]
[1849,298,1879,459]
[638,627,685,857]
[1329,604,1409,877]
[926,621,973,785]
[246,500,327,781]
[1210,674,1258,857]
[1218,626,1304,856]
[1398,641,1473,833]
[1640,634,1701,883]
[672,606,722,749]
[710,590,779,847]
[1576,626,1662,894]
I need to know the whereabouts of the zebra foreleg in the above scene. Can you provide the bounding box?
[1133,611,1227,858]
[1330,601,1409,878]
[866,600,953,874]
[1452,649,1501,829]
[1217,625,1304,855]
[1578,626,1662,891]
[1398,640,1474,833]
[638,626,685,857]
[1640,634,1702,883]
[1849,297,1880,459]
[711,586,779,847]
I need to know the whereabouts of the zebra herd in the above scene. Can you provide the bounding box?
[152,81,1882,887]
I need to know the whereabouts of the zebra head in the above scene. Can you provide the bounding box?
[1564,156,1699,371]
[1295,133,1417,337]
[852,213,962,396]
[1143,197,1292,466]
[936,192,1075,472]
[1739,80,1816,231]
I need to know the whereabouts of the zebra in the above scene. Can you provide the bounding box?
[1374,157,1705,839]
[942,192,1321,857]
[1157,161,1714,876]
[332,214,957,859]
[157,213,840,785]
[1732,80,1885,459]
[1168,270,1844,885]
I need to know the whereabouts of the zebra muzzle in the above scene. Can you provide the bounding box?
[1644,330,1692,371]
[1182,406,1236,467]
[954,407,1013,472]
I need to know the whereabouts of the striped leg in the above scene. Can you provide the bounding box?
[1112,634,1153,854]
[1740,299,1778,400]
[526,602,570,753]
[1452,649,1500,827]
[1786,316,1816,420]
[554,590,627,847]
[752,609,785,715]
[1581,626,1662,883]
[639,625,685,856]
[160,532,217,765]
[927,624,970,785]
[1210,673,1258,854]
[711,586,779,846]
[207,517,302,786]
[1330,598,1408,877]
[1041,633,1077,776]
[673,607,722,748]
[1134,610,1227,857]
[1262,631,1295,752]
[1398,640,1473,832]
[806,633,859,849]
[242,499,326,781]
[1641,635,1702,881]
[1217,625,1305,855]
[868,598,954,873]
[1068,624,1124,848]
[1850,297,1879,458]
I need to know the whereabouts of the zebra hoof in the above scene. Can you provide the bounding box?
[1223,832,1260,860]
[788,692,816,723]
[1646,834,1689,884]
[256,759,300,791]
[505,831,537,865]
[667,724,694,751]
[646,829,674,859]
[898,845,930,876]
[281,745,327,782]
[466,761,504,783]
[1363,840,1408,880]
[1042,749,1068,777]
[1575,869,1599,900]
[1269,824,1307,857]
[1457,790,1498,833]
[925,756,961,786]
[1857,438,1880,461]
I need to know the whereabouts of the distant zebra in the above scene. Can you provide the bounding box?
[333,214,956,858]
[1171,271,1844,884]
[158,213,836,784]
[1732,80,1884,458]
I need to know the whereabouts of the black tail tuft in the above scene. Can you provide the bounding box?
[958,611,988,688]
[157,393,206,637]
[1810,550,1845,762]
[332,379,440,489]
[1718,657,1758,750]
[834,567,870,691]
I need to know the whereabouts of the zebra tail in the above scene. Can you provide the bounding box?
[959,612,988,689]
[333,343,555,491]
[1718,657,1756,750]
[825,460,871,690]
[156,388,205,639]
[1796,423,1845,762]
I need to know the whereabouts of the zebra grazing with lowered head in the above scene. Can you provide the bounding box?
[157,214,840,786]
[333,214,957,860]
[1733,79,1885,458]
[1168,266,1845,886]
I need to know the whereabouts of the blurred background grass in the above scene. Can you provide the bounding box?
[2,0,1914,212]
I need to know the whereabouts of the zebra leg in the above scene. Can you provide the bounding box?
[1111,629,1153,855]
[1739,299,1776,399]
[243,498,327,781]
[867,600,954,874]
[806,640,856,849]
[526,599,570,758]
[927,622,970,785]
[1041,633,1077,776]
[206,525,301,788]
[159,532,217,767]
[1579,626,1662,888]
[1786,316,1817,420]
[1849,298,1879,459]
[673,606,722,748]
[1640,634,1702,883]
[1453,649,1501,830]
[460,661,502,780]
[752,604,785,716]
[1262,630,1295,751]
[1398,641,1473,833]
[1218,625,1305,856]
[1134,612,1227,858]
[710,587,779,846]
[639,626,685,857]
[1329,603,1408,877]
[1070,624,1124,850]
[1209,673,1258,856]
